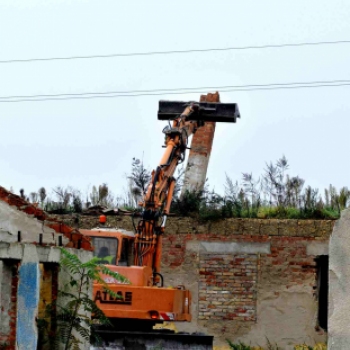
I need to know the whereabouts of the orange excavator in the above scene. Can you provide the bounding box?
[80,96,240,334]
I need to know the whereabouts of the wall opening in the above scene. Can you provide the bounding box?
[37,263,59,350]
[315,255,328,331]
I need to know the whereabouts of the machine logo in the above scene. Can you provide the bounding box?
[94,290,132,305]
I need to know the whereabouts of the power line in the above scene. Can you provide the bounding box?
[1,80,349,103]
[1,79,349,100]
[1,40,350,64]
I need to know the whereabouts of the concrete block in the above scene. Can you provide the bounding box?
[199,241,270,254]
[0,243,23,259]
[306,241,329,256]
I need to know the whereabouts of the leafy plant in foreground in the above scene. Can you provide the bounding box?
[55,248,128,350]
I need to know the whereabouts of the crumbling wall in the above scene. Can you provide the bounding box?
[158,219,331,348]
[57,215,333,349]
[0,200,60,245]
[0,189,94,349]
[0,244,92,350]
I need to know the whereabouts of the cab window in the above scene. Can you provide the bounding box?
[91,237,118,265]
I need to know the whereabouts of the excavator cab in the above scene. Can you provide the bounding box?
[81,228,134,266]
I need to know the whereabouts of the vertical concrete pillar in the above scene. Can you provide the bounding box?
[181,92,220,195]
[328,208,350,349]
[16,245,40,350]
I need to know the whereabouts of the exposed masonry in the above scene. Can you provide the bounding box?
[0,244,92,350]
[198,242,270,321]
[0,186,93,251]
[181,92,219,195]
[55,215,334,348]
[0,188,93,350]
[199,254,258,321]
[53,216,334,238]
[0,261,18,347]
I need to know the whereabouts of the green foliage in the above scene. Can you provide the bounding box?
[226,339,255,350]
[171,156,346,220]
[55,248,128,350]
[226,339,326,350]
[23,155,348,220]
[171,189,205,217]
[294,346,313,350]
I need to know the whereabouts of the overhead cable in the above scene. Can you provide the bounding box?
[1,40,350,64]
[1,80,350,103]
[1,79,349,100]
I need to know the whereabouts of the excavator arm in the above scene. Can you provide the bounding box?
[133,98,240,279]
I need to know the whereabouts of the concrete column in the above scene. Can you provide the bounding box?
[328,208,350,349]
[181,92,220,195]
[16,245,40,350]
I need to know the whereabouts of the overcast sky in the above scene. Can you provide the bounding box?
[1,0,350,201]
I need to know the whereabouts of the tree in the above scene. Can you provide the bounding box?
[127,157,151,207]
[242,172,261,217]
[38,187,47,205]
[72,190,83,213]
[29,192,38,203]
[89,186,99,206]
[88,184,116,208]
[19,188,25,200]
[52,186,73,213]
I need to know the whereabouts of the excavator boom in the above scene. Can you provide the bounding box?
[134,98,240,277]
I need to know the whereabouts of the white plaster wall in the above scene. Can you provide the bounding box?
[0,200,67,245]
[328,208,350,349]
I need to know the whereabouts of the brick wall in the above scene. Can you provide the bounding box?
[199,254,257,321]
[158,219,332,347]
[0,261,18,350]
[56,215,334,348]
